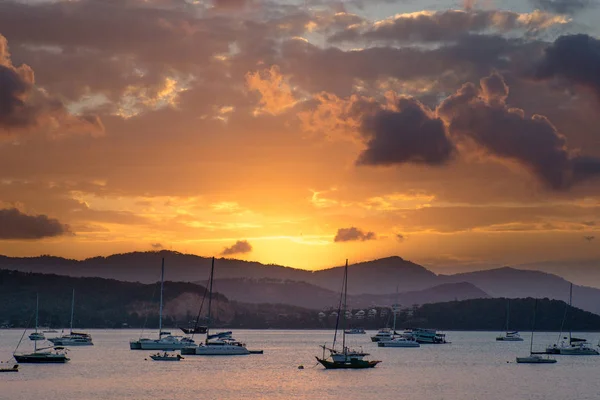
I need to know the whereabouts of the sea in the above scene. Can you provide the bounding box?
[1,329,600,400]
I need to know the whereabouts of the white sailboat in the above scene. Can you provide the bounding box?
[130,258,197,351]
[48,289,93,346]
[496,299,524,341]
[556,284,599,356]
[516,299,556,364]
[378,287,419,348]
[182,257,252,355]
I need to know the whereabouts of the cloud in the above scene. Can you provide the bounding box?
[221,239,253,255]
[246,65,298,115]
[396,233,405,242]
[151,243,164,249]
[437,72,600,190]
[356,97,455,167]
[535,34,600,100]
[530,0,593,14]
[212,0,249,9]
[0,208,70,239]
[329,9,569,44]
[334,227,377,242]
[0,34,103,136]
[584,235,595,241]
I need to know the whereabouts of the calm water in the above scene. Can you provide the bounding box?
[2,329,600,400]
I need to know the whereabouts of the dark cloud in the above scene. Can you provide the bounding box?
[0,34,102,135]
[0,208,70,239]
[356,97,455,166]
[213,0,248,9]
[531,0,593,14]
[535,34,600,100]
[396,233,405,242]
[221,240,253,255]
[334,227,377,242]
[151,243,164,249]
[437,72,600,190]
[584,235,595,241]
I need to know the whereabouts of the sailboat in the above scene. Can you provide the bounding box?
[130,258,197,351]
[496,299,524,341]
[316,260,381,369]
[548,284,599,355]
[28,294,45,341]
[181,257,254,355]
[14,294,70,364]
[378,287,419,348]
[48,289,93,346]
[516,299,556,364]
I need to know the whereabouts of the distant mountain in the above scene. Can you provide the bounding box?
[440,267,600,315]
[2,269,599,332]
[514,259,600,288]
[207,279,489,309]
[3,251,600,316]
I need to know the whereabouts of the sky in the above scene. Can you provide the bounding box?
[0,0,599,271]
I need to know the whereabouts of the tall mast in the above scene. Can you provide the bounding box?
[393,285,399,333]
[506,299,510,332]
[530,299,537,355]
[568,283,573,343]
[35,294,39,352]
[205,257,215,344]
[159,258,165,336]
[70,289,75,334]
[342,259,348,352]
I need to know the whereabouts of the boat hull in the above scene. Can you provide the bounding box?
[14,354,69,364]
[316,357,380,369]
[48,339,93,346]
[149,354,183,361]
[139,342,195,350]
[183,344,250,355]
[559,348,599,355]
[496,337,524,341]
[378,340,420,348]
[516,356,556,364]
[129,341,143,350]
[0,365,19,372]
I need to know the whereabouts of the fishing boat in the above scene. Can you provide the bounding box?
[0,364,19,372]
[316,260,381,369]
[149,352,183,361]
[516,299,556,364]
[496,299,524,341]
[182,257,257,356]
[48,289,93,346]
[28,294,46,341]
[130,258,197,351]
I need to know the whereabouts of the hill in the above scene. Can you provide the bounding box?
[207,279,489,309]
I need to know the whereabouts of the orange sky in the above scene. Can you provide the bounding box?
[0,0,599,271]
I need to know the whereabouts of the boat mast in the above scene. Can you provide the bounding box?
[158,258,165,337]
[392,285,398,334]
[69,289,75,334]
[506,299,510,333]
[35,294,39,352]
[342,259,348,353]
[205,257,215,344]
[529,299,537,355]
[568,283,573,344]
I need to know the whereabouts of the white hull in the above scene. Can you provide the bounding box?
[186,344,250,355]
[139,341,196,350]
[378,340,420,348]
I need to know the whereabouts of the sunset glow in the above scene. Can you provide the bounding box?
[0,0,599,271]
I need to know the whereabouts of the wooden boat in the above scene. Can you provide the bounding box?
[0,364,19,372]
[316,260,381,369]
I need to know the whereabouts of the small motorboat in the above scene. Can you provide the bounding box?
[0,364,19,373]
[149,352,183,361]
